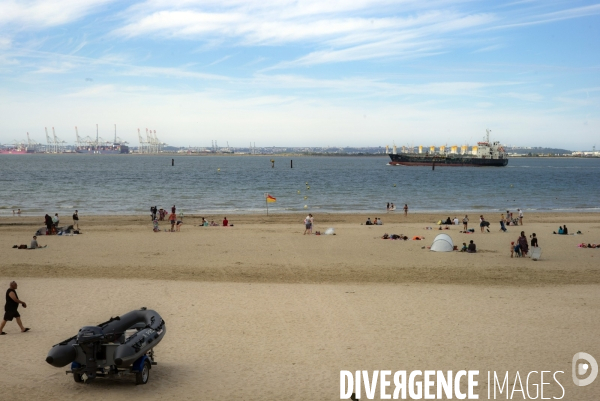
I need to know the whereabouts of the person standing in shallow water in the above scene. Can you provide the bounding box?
[403,204,408,217]
[1,281,30,335]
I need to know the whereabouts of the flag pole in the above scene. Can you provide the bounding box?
[265,193,269,216]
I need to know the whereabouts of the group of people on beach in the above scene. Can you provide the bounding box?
[365,217,383,225]
[385,203,409,216]
[152,205,183,232]
[510,231,538,257]
[42,211,79,235]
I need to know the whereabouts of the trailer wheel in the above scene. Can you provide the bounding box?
[73,373,84,383]
[136,360,151,385]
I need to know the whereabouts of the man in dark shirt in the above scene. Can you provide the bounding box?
[73,210,79,229]
[1,281,29,335]
[467,240,477,253]
[531,233,538,247]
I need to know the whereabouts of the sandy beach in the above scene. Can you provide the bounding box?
[1,212,600,400]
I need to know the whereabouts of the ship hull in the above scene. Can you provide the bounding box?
[76,146,129,154]
[389,154,508,167]
[0,150,29,154]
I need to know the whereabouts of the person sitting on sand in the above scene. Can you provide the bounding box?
[444,217,452,225]
[210,220,218,226]
[223,217,229,227]
[453,217,459,225]
[467,240,476,253]
[30,236,45,249]
[176,220,183,232]
[365,218,373,225]
[563,225,568,235]
[152,220,161,232]
[376,218,383,225]
[200,217,207,226]
[461,243,467,252]
[557,226,564,235]
[382,233,389,239]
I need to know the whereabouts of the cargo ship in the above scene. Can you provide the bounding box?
[0,146,31,154]
[388,130,508,167]
[75,124,129,154]
[75,143,129,154]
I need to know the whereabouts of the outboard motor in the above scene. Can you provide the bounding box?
[75,326,106,382]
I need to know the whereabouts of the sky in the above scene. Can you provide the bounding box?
[0,0,599,149]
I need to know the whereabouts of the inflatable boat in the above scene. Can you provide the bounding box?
[46,307,166,384]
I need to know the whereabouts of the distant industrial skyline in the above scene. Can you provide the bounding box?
[1,1,599,149]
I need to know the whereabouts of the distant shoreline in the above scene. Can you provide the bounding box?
[2,152,598,158]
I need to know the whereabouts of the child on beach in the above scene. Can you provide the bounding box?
[510,242,515,258]
[169,212,176,232]
[461,243,467,252]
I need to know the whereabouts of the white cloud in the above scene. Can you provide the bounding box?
[0,0,117,28]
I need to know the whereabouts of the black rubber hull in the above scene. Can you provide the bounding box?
[389,154,508,167]
[46,308,165,368]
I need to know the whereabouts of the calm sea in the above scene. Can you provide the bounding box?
[0,155,598,217]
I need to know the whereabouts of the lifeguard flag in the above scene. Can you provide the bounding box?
[266,194,276,203]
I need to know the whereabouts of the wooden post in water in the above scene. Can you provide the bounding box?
[172,159,174,166]
[432,161,435,170]
[291,160,293,168]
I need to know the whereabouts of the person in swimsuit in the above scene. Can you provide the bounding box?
[403,204,408,216]
[0,281,30,335]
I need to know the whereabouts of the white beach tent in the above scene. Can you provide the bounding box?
[430,234,454,252]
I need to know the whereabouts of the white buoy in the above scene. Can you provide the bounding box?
[297,190,301,194]
[217,168,220,171]
[304,196,307,199]
[304,205,308,209]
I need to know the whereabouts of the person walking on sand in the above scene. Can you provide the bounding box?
[518,231,529,257]
[52,213,59,230]
[462,215,469,231]
[72,210,79,230]
[1,281,30,335]
[403,204,408,216]
[303,214,312,235]
[531,233,538,247]
[309,214,314,233]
